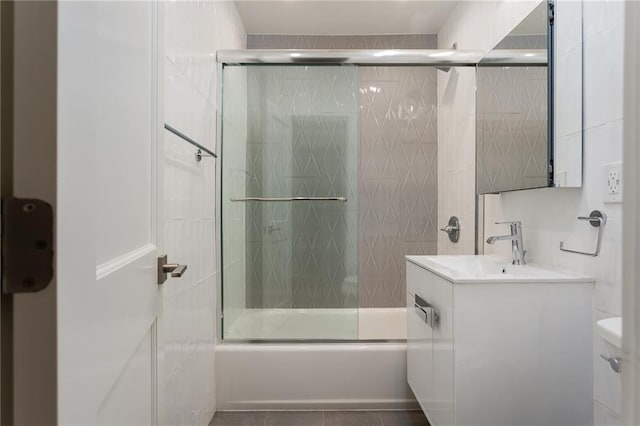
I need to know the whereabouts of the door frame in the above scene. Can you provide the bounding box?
[623,1,640,424]
[1,1,58,424]
[156,1,165,424]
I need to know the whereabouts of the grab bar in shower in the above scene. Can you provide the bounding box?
[230,197,347,202]
[164,123,218,162]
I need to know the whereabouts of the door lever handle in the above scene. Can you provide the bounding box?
[162,263,187,277]
[157,254,188,284]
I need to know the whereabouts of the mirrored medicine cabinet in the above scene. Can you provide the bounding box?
[476,0,583,194]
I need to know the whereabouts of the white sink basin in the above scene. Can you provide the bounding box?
[596,317,622,350]
[406,255,593,284]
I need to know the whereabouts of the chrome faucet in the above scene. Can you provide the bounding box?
[486,221,526,265]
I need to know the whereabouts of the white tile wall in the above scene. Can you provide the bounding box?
[436,1,540,254]
[478,1,625,422]
[438,0,625,422]
[554,0,585,187]
[437,67,477,254]
[583,24,625,129]
[162,1,245,424]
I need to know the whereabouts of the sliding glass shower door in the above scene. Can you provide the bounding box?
[221,65,359,340]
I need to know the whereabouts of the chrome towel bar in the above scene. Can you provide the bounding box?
[559,210,607,256]
[230,197,347,202]
[164,123,217,161]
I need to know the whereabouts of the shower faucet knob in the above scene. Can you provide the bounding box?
[440,216,460,243]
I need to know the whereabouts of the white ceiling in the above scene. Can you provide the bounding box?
[234,1,460,36]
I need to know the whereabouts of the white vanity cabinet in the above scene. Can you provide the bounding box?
[406,255,594,426]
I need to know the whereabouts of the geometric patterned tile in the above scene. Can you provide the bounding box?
[359,66,438,307]
[242,65,359,309]
[237,35,439,309]
[477,35,549,194]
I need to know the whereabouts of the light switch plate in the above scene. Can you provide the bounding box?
[604,162,623,203]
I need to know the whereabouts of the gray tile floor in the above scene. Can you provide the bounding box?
[210,411,429,426]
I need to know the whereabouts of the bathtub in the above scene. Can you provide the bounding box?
[224,307,407,340]
[215,307,416,410]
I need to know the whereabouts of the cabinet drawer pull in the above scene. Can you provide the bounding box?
[414,294,440,328]
[414,304,430,325]
[415,294,429,308]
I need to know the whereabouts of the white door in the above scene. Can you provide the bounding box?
[2,1,168,424]
[56,1,164,424]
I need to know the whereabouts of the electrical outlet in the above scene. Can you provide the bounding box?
[604,162,623,203]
